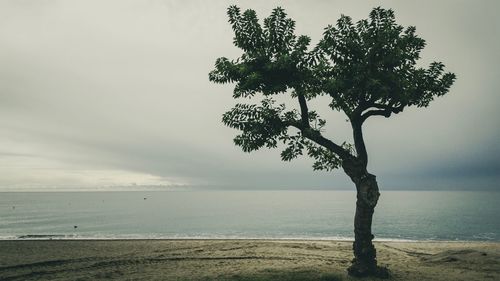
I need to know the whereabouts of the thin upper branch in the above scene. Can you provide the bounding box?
[360,109,391,122]
[302,128,352,160]
[297,93,310,128]
[284,96,352,161]
[360,102,405,123]
[288,122,352,160]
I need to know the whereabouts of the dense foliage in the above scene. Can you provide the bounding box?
[209,6,455,171]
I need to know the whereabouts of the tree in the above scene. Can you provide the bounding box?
[209,6,455,277]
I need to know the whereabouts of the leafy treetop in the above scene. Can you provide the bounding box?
[209,6,455,172]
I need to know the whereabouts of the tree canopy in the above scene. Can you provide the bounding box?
[209,6,455,171]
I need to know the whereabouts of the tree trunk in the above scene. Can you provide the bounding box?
[344,168,389,278]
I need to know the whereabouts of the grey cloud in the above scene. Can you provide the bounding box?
[0,0,499,190]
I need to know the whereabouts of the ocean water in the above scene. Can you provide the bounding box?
[0,190,498,241]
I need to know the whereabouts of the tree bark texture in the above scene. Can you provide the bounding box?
[343,163,389,278]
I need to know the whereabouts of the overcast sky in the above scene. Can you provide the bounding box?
[0,0,499,191]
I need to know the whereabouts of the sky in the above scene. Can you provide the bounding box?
[0,0,499,191]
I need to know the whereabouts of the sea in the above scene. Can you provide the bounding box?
[0,190,498,241]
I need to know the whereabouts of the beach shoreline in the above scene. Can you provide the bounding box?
[1,237,498,243]
[1,240,499,280]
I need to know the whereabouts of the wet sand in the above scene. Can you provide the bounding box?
[0,240,499,280]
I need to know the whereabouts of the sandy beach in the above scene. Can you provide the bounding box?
[0,240,499,281]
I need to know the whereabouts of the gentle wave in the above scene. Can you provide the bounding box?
[0,233,473,242]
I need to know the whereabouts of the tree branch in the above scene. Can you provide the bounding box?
[351,119,368,166]
[295,92,352,160]
[297,93,310,128]
[303,129,352,160]
[352,101,407,165]
[360,102,405,123]
[360,109,391,122]
[283,120,352,161]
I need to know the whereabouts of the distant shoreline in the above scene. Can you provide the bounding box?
[1,188,500,192]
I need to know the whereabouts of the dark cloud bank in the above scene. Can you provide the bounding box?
[0,0,499,191]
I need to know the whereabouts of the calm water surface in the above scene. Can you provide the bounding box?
[0,191,498,241]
